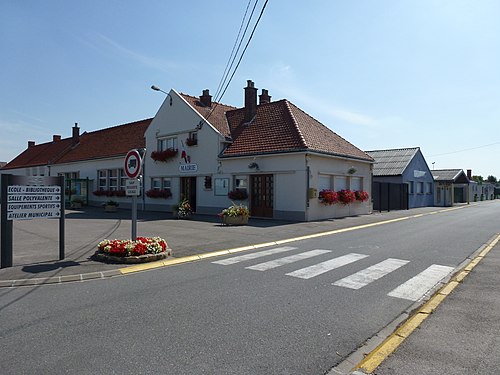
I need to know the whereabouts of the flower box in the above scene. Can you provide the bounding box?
[222,215,249,226]
[104,205,118,212]
[95,237,170,263]
[151,148,178,162]
[186,137,197,146]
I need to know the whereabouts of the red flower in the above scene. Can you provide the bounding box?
[318,189,339,205]
[337,189,356,205]
[354,190,369,202]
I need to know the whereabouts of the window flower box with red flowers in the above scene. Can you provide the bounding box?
[93,189,126,197]
[354,190,369,202]
[146,189,172,199]
[318,189,339,205]
[150,148,178,162]
[337,189,356,205]
[228,189,248,200]
[185,137,197,146]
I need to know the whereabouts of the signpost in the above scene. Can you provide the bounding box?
[124,149,142,240]
[1,175,65,268]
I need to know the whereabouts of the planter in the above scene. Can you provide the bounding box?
[222,215,249,226]
[93,249,172,264]
[104,205,118,212]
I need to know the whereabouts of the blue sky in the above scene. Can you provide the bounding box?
[1,1,499,178]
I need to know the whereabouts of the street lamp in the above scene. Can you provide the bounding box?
[151,85,172,106]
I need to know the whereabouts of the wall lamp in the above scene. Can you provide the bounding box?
[151,85,172,106]
[248,162,259,171]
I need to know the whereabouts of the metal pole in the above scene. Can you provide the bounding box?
[1,174,13,268]
[59,175,65,260]
[132,195,137,240]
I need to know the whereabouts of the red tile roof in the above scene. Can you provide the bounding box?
[57,118,151,163]
[1,118,151,169]
[180,93,235,137]
[222,99,373,162]
[2,138,74,170]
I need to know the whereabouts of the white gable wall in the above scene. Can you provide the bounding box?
[307,153,372,220]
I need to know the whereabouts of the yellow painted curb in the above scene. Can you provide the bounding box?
[118,206,480,278]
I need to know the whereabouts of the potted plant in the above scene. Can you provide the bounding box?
[103,200,119,212]
[70,197,84,209]
[219,202,250,225]
[174,199,192,219]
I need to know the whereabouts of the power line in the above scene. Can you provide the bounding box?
[213,0,256,101]
[429,141,500,157]
[204,0,269,124]
[215,0,269,104]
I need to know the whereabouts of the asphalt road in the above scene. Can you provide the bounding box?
[1,203,498,374]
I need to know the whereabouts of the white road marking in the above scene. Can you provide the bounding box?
[388,264,455,301]
[333,258,409,289]
[286,253,369,279]
[212,247,297,265]
[245,250,331,271]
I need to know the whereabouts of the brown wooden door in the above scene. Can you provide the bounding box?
[180,177,197,212]
[251,174,273,217]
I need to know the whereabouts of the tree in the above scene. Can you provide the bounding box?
[487,175,497,184]
[471,175,483,183]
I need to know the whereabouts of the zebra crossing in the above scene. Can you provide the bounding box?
[212,246,455,301]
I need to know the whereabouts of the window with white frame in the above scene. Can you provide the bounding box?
[98,170,108,190]
[318,175,332,191]
[234,175,248,192]
[109,169,119,190]
[152,177,172,192]
[334,176,348,191]
[158,137,177,151]
[350,177,362,191]
[152,178,162,190]
[97,169,127,191]
[120,170,127,190]
[162,178,172,191]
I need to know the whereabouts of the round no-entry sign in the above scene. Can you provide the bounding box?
[124,149,142,179]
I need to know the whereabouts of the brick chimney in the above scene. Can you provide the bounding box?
[28,141,35,148]
[53,135,61,142]
[72,123,80,145]
[199,89,212,107]
[467,169,472,180]
[259,89,271,105]
[244,80,257,122]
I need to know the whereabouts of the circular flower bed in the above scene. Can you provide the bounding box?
[94,236,171,264]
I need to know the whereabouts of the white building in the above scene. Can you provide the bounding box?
[2,80,374,221]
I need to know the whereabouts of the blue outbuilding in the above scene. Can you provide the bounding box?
[366,147,434,209]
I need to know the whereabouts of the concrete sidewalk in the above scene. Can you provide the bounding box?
[0,205,455,285]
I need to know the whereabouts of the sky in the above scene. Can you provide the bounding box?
[1,0,499,178]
